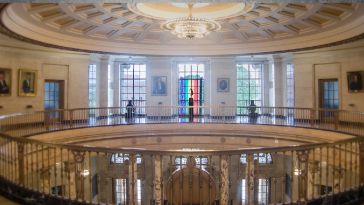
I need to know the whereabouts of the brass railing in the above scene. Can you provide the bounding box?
[0,106,363,205]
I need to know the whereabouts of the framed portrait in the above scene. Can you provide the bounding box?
[217,78,229,92]
[152,76,167,96]
[347,71,364,93]
[0,68,11,96]
[18,69,37,97]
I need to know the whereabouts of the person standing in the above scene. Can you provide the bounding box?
[126,100,135,120]
[188,88,194,122]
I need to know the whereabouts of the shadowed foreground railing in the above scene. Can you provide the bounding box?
[0,106,363,205]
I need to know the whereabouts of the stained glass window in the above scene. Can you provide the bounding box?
[237,63,263,114]
[178,64,204,115]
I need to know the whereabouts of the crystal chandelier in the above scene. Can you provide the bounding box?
[161,4,221,39]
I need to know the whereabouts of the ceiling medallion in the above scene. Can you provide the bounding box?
[161,4,221,39]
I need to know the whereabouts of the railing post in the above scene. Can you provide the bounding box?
[220,155,229,205]
[153,154,162,205]
[69,110,74,128]
[359,141,364,186]
[246,154,255,205]
[297,150,309,202]
[310,109,315,127]
[44,111,50,131]
[17,142,25,186]
[334,110,339,130]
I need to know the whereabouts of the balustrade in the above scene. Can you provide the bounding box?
[0,106,363,205]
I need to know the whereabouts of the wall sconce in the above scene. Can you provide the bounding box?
[158,102,163,105]
[26,105,33,109]
[0,105,3,109]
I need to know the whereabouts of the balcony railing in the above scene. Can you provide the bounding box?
[0,106,363,205]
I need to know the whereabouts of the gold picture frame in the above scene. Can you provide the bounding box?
[0,68,11,97]
[18,69,37,97]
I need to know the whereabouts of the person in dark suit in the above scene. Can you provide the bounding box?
[22,72,32,93]
[188,88,194,122]
[0,71,9,94]
[126,100,135,120]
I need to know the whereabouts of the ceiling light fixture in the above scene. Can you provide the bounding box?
[161,4,221,39]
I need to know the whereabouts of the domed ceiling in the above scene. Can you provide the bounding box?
[1,3,364,56]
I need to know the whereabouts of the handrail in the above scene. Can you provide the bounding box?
[1,106,364,119]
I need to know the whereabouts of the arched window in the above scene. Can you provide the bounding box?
[111,153,142,164]
[175,156,208,169]
[240,153,272,164]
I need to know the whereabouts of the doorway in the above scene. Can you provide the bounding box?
[178,63,204,116]
[44,80,64,119]
[318,79,339,119]
[166,156,216,205]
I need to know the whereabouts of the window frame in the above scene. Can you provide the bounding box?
[110,153,142,165]
[286,63,295,108]
[236,63,264,114]
[240,153,273,165]
[175,156,208,169]
[119,63,147,115]
[88,64,97,108]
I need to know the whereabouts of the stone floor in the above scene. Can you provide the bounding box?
[0,196,19,205]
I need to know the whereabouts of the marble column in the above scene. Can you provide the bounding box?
[98,56,110,108]
[113,61,120,107]
[153,155,162,205]
[220,155,229,205]
[128,154,138,205]
[246,154,255,205]
[271,55,285,107]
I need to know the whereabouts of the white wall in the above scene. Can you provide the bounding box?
[146,57,172,107]
[2,34,364,115]
[0,35,90,115]
[210,57,236,107]
[294,41,364,111]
